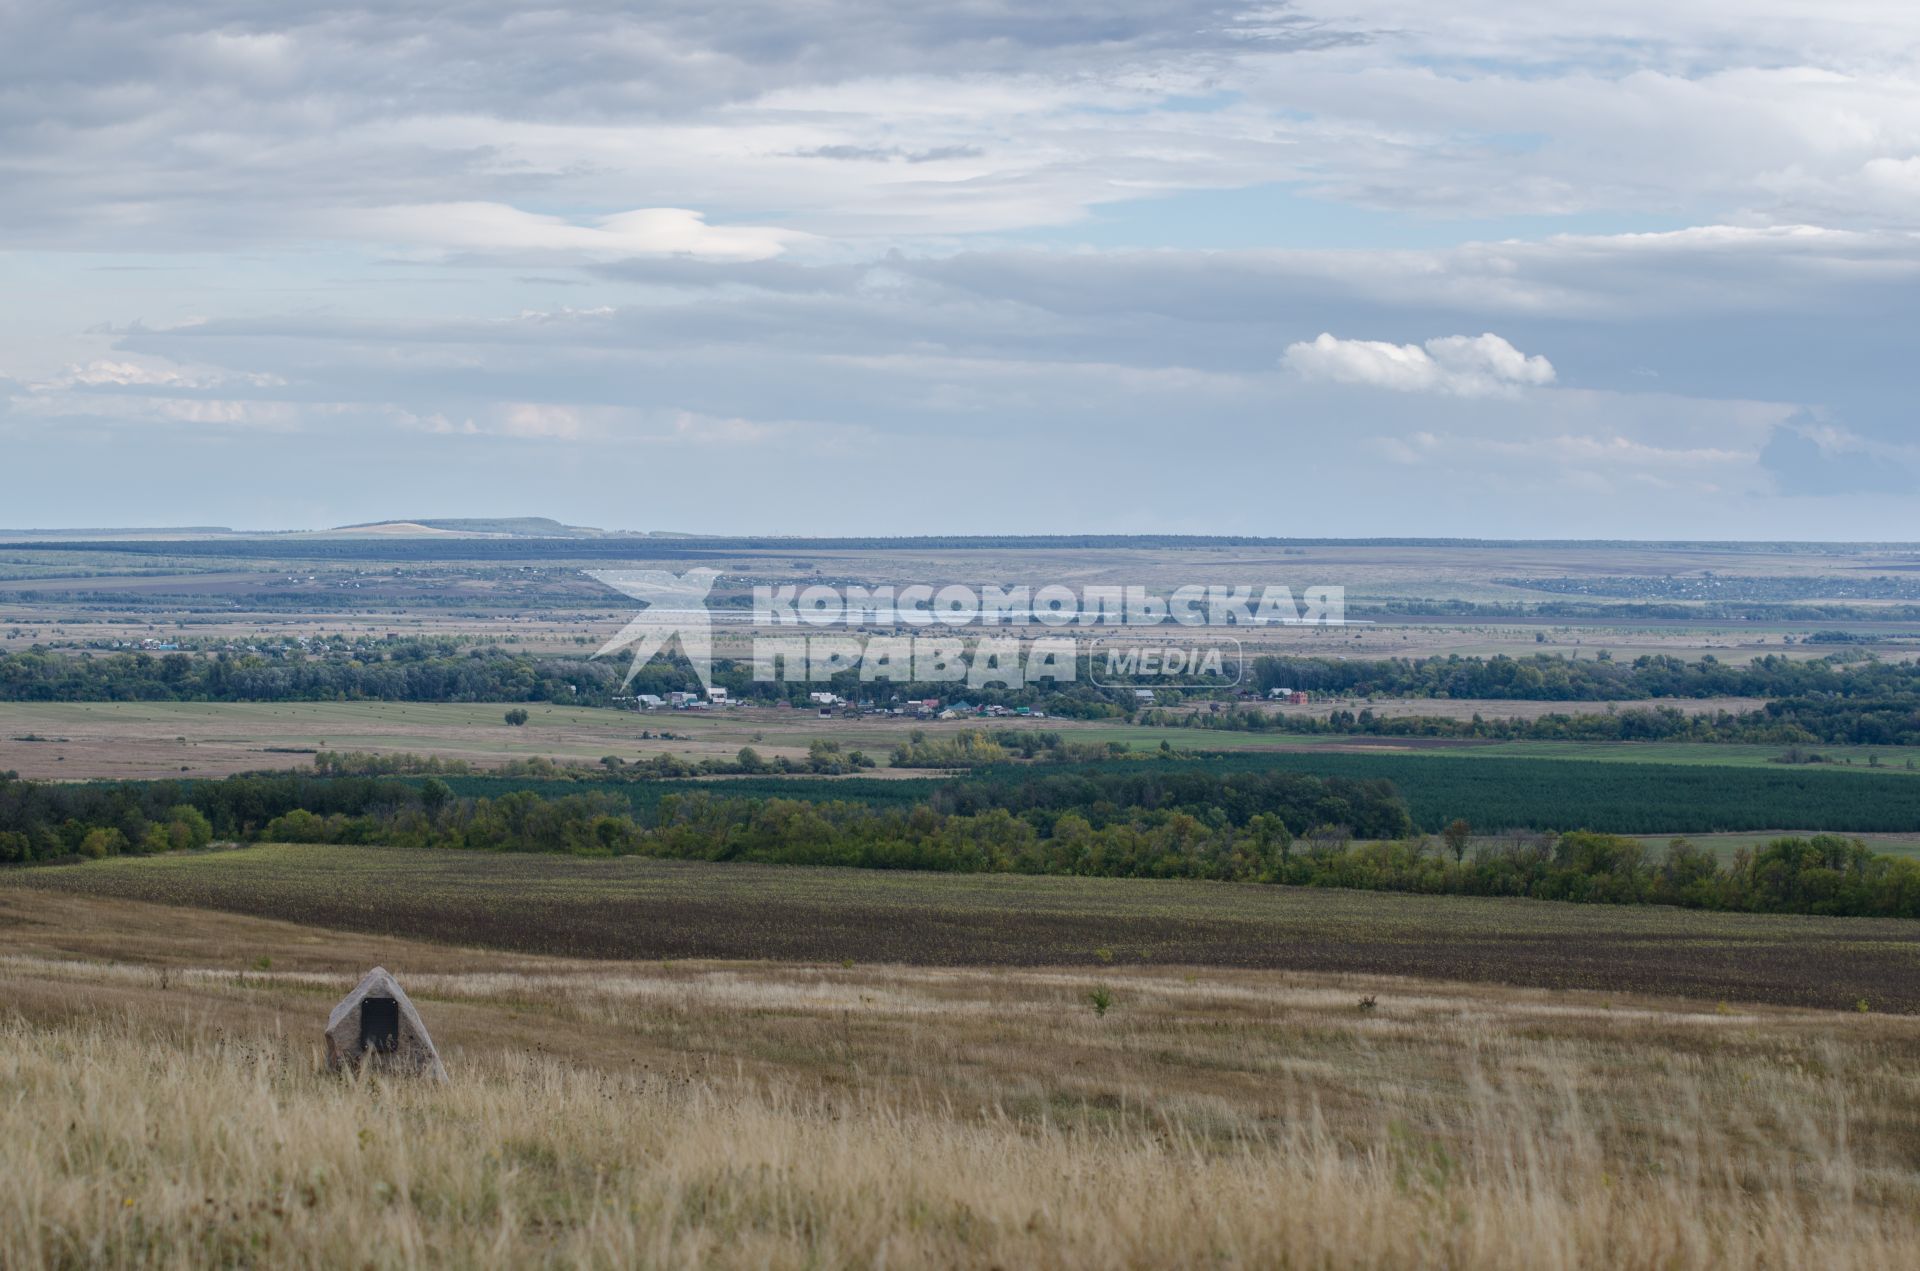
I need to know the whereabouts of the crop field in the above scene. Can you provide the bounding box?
[1072,750,1920,834]
[18,843,1920,1012]
[1087,727,1920,770]
[1453,738,1920,770]
[435,749,1920,837]
[0,700,977,780]
[5,888,1920,1266]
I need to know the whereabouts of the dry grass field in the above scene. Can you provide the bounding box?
[0,696,1851,781]
[4,887,1920,1268]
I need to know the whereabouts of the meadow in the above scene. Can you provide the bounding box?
[19,843,1920,1011]
[3,887,1919,1268]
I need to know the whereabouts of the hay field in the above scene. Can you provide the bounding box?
[0,700,957,780]
[3,888,1919,1268]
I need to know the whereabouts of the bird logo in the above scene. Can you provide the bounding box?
[586,568,721,690]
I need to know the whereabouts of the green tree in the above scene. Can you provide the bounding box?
[165,805,213,851]
[420,778,453,816]
[78,827,127,859]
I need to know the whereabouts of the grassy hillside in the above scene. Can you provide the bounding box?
[4,888,1919,1266]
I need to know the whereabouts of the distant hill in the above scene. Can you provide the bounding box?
[330,517,610,538]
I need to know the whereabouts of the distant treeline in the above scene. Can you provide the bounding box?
[1249,652,1914,702]
[0,645,1132,716]
[1161,699,1920,747]
[9,768,1920,919]
[0,646,616,704]
[8,647,1920,750]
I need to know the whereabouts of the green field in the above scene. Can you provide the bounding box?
[1105,728,1920,771]
[963,751,1920,835]
[19,842,1920,1012]
[1629,831,1920,862]
[1461,739,1920,770]
[12,696,1920,837]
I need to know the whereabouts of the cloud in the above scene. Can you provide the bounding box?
[1282,332,1556,396]
[37,360,287,391]
[498,403,586,439]
[10,0,1920,252]
[1760,421,1919,496]
[341,204,809,261]
[789,144,985,164]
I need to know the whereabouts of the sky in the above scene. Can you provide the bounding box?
[2,0,1917,537]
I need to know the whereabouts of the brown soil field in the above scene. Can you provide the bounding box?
[18,844,1920,1013]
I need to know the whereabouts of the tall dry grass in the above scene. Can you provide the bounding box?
[5,889,1920,1267]
[4,1008,1918,1270]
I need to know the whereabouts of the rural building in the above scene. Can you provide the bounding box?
[707,687,729,703]
[324,967,447,1080]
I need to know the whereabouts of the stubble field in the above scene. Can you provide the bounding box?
[18,843,1920,1012]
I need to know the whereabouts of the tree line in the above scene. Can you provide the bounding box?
[1249,651,1916,702]
[8,767,1920,919]
[1158,697,1920,747]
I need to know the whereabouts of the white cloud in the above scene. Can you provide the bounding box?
[37,359,286,391]
[1282,332,1556,396]
[498,403,586,439]
[341,203,811,261]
